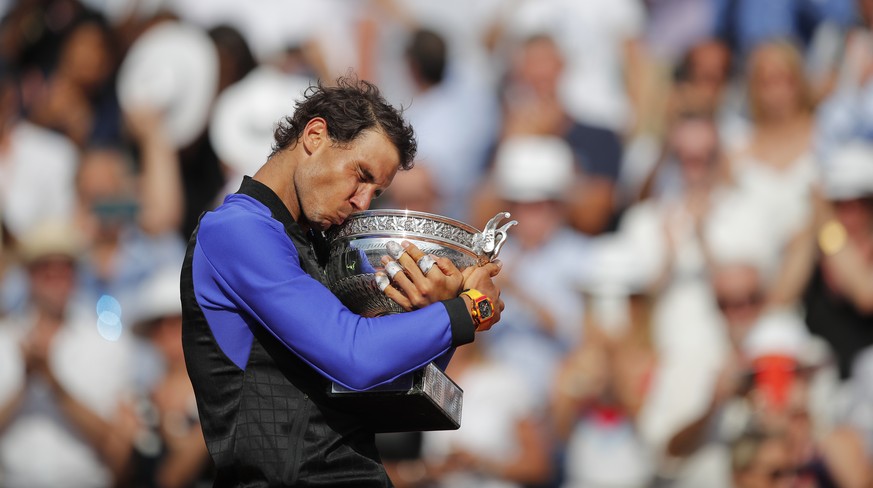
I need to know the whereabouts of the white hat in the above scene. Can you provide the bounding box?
[705,190,779,279]
[824,141,873,201]
[493,135,575,202]
[582,234,655,296]
[117,21,220,148]
[133,266,182,330]
[743,309,810,361]
[210,67,312,177]
[17,219,84,264]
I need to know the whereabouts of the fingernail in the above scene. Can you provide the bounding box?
[386,241,404,259]
[375,273,390,291]
[381,255,391,265]
[385,261,403,279]
[401,240,411,249]
[493,259,503,269]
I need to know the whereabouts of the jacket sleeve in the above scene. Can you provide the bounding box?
[195,208,474,390]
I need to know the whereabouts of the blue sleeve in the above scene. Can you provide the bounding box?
[196,204,473,390]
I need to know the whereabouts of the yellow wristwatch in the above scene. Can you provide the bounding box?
[461,289,495,330]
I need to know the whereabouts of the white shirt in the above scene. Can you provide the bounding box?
[423,359,537,488]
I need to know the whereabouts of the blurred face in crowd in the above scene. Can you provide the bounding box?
[670,117,720,188]
[28,255,77,319]
[508,200,564,250]
[295,124,399,231]
[733,436,797,488]
[748,43,809,123]
[688,41,731,98]
[513,36,564,98]
[384,165,440,214]
[712,263,765,345]
[58,20,114,93]
[833,197,873,243]
[145,315,186,365]
[76,149,138,239]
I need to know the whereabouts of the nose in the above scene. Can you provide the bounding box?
[350,187,375,211]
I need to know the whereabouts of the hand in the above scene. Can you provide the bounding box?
[460,260,504,331]
[123,106,167,143]
[377,241,465,311]
[21,327,62,392]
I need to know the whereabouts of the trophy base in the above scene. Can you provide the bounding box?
[328,362,463,433]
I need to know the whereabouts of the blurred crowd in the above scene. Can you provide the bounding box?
[0,0,872,487]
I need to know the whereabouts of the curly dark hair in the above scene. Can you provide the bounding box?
[271,76,417,170]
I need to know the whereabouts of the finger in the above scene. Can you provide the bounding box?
[396,242,431,288]
[417,255,438,275]
[433,256,460,278]
[461,265,476,281]
[383,256,428,307]
[385,241,407,261]
[375,272,414,311]
[481,261,502,277]
[400,240,425,263]
[384,260,405,280]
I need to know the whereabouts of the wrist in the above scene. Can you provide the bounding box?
[460,289,495,331]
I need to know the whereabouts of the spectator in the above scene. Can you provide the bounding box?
[727,39,821,309]
[0,72,79,243]
[416,339,554,488]
[639,204,842,487]
[402,26,498,222]
[474,34,624,236]
[108,267,211,488]
[804,141,873,379]
[551,235,658,488]
[73,109,186,313]
[116,19,222,238]
[617,113,728,359]
[816,0,873,159]
[0,219,134,487]
[27,10,122,147]
[474,135,592,403]
[499,0,646,133]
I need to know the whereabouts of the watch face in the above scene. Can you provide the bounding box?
[477,299,493,319]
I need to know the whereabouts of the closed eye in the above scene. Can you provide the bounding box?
[357,164,385,199]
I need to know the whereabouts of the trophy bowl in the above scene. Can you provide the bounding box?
[322,209,516,432]
[324,209,515,317]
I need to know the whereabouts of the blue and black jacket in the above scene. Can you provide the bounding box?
[181,176,475,486]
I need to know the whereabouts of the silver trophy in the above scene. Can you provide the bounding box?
[323,210,516,432]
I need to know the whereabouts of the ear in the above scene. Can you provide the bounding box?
[301,117,328,155]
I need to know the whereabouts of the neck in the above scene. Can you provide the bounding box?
[253,149,303,225]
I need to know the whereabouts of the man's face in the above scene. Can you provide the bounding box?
[295,129,400,231]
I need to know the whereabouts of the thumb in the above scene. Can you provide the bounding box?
[484,260,502,277]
